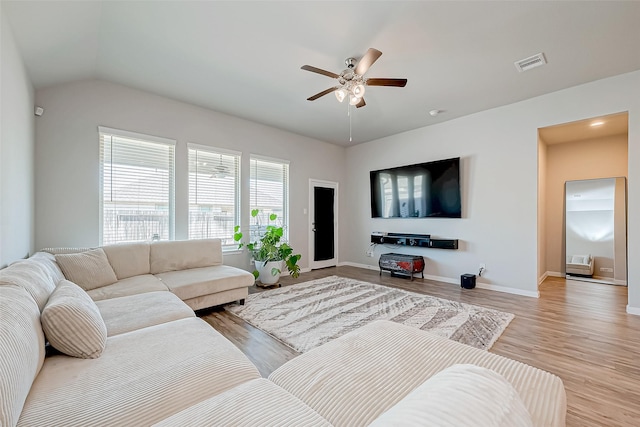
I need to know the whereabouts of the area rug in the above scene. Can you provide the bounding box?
[226,275,514,353]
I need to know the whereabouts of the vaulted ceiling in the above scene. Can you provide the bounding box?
[4,1,640,146]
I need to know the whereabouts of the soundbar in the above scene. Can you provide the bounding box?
[370,233,458,250]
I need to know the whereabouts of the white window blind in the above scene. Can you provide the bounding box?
[188,144,240,246]
[250,156,289,235]
[99,127,175,245]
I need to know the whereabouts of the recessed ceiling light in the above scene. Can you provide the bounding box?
[590,121,604,127]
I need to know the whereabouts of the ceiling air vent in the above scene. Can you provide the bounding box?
[514,53,546,72]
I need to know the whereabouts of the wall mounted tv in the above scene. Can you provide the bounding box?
[370,157,461,218]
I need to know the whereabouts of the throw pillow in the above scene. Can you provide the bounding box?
[55,248,118,291]
[369,364,533,427]
[41,279,107,359]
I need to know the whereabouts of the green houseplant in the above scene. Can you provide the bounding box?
[234,209,301,284]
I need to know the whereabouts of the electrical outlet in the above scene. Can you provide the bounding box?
[599,267,613,273]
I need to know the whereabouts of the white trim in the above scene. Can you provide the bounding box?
[338,261,377,270]
[538,271,549,286]
[613,279,628,286]
[626,305,640,316]
[424,274,458,285]
[98,126,176,146]
[250,153,290,165]
[187,143,242,156]
[546,271,563,278]
[475,282,540,298]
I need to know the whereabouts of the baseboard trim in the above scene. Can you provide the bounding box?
[538,272,549,286]
[337,262,539,298]
[338,261,378,270]
[476,282,539,298]
[614,279,628,286]
[546,271,563,278]
[626,305,640,316]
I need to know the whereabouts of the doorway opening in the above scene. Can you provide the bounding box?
[309,179,338,270]
[538,111,628,288]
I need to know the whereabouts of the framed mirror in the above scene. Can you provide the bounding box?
[564,177,627,285]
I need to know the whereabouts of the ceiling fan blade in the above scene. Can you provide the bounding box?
[307,86,340,101]
[356,98,366,108]
[366,78,408,87]
[301,65,340,79]
[354,48,382,75]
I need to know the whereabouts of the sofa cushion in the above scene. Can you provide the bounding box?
[55,248,118,291]
[153,378,331,427]
[86,274,168,301]
[155,265,254,301]
[270,320,566,427]
[149,239,222,274]
[0,256,60,312]
[102,242,151,279]
[18,318,261,426]
[0,285,46,427]
[369,364,533,427]
[96,291,195,336]
[41,280,107,359]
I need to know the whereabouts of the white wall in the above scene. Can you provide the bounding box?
[344,71,640,308]
[34,79,346,271]
[0,10,35,267]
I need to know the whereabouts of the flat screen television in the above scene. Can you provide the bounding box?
[370,157,461,218]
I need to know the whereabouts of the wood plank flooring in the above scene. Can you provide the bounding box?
[200,266,640,427]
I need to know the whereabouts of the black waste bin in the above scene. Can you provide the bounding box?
[461,274,476,289]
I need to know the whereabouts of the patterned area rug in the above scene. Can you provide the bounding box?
[227,276,514,352]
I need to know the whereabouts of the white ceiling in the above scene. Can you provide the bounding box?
[4,1,640,146]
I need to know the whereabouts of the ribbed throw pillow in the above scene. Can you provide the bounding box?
[55,248,118,291]
[41,280,107,359]
[369,364,533,427]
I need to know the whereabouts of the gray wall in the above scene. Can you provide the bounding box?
[34,79,346,271]
[343,71,640,306]
[1,11,35,267]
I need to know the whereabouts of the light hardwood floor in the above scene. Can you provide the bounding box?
[200,266,640,427]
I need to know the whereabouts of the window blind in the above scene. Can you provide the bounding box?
[250,156,289,236]
[188,144,240,245]
[99,127,175,245]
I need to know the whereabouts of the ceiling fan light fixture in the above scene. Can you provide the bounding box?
[335,88,347,103]
[353,83,366,97]
[349,95,361,106]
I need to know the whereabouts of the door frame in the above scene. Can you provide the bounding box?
[308,179,339,270]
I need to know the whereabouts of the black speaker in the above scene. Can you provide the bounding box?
[429,239,459,249]
[461,274,476,289]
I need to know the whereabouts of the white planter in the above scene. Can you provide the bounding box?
[254,260,283,286]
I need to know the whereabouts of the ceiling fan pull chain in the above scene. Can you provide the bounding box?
[349,103,352,142]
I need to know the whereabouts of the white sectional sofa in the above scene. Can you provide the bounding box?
[0,240,567,426]
[50,238,254,309]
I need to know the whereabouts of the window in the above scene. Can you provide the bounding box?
[188,144,240,246]
[99,127,175,245]
[250,156,289,236]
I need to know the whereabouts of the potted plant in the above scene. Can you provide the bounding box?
[234,209,301,285]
